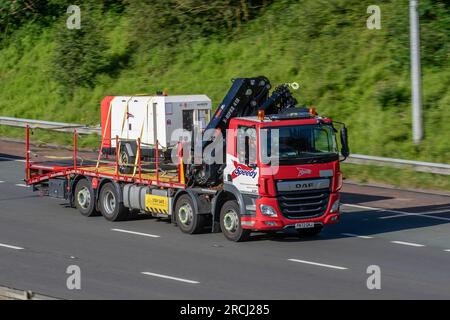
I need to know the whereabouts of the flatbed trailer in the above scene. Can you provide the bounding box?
[26,128,185,188]
[25,126,225,235]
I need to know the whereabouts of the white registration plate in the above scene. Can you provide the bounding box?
[295,222,315,229]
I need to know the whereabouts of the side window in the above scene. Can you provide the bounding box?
[237,126,257,165]
[313,127,331,152]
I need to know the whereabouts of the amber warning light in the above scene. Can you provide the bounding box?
[258,110,265,121]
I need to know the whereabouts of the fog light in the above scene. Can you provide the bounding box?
[241,220,255,227]
[260,205,278,217]
[330,200,340,213]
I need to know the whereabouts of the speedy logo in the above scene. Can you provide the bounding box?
[231,161,257,179]
[297,167,312,177]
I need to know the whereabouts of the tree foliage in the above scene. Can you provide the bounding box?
[0,0,67,35]
[52,7,108,89]
[125,0,273,48]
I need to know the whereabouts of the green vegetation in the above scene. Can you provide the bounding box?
[0,0,449,190]
[342,163,450,192]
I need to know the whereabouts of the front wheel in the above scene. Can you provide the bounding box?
[220,200,251,242]
[175,194,206,234]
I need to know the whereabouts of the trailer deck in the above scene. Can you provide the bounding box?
[25,127,186,189]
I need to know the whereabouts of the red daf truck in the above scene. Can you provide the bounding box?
[25,76,349,241]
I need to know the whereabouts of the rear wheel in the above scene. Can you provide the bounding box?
[74,179,99,217]
[296,226,323,237]
[99,183,129,221]
[175,194,206,234]
[220,200,251,242]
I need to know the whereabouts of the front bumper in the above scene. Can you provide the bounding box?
[241,193,340,231]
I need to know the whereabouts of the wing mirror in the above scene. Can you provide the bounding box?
[340,126,350,160]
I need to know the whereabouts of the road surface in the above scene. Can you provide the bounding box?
[0,146,449,299]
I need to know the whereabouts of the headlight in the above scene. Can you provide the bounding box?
[330,200,340,213]
[260,204,278,217]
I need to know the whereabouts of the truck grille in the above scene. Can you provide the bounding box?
[277,189,330,219]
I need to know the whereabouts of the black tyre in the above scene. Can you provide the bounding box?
[99,183,129,221]
[296,226,323,237]
[118,144,135,174]
[220,200,251,242]
[74,179,99,217]
[175,194,206,234]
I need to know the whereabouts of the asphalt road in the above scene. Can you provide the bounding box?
[0,153,450,299]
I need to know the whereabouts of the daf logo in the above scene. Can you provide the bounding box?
[295,183,314,189]
[297,168,312,177]
[277,178,330,192]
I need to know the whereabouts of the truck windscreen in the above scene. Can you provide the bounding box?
[263,124,339,164]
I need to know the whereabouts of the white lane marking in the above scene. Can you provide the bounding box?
[0,243,24,250]
[0,156,25,163]
[0,181,4,183]
[380,209,450,220]
[418,209,450,215]
[141,272,200,284]
[111,228,160,238]
[379,213,450,221]
[391,241,425,247]
[288,259,348,270]
[15,184,30,188]
[341,233,373,239]
[343,203,409,215]
[343,203,450,222]
[444,249,450,252]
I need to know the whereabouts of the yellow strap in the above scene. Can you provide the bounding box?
[179,147,185,185]
[120,97,132,136]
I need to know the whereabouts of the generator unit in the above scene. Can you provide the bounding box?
[101,94,212,151]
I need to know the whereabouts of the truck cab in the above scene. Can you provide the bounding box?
[221,109,344,240]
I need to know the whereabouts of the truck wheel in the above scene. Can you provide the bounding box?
[99,183,128,221]
[119,146,135,174]
[297,226,323,237]
[220,200,251,242]
[175,194,205,234]
[74,179,99,217]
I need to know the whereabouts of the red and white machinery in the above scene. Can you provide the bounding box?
[101,94,211,149]
[25,76,349,242]
[100,94,211,173]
